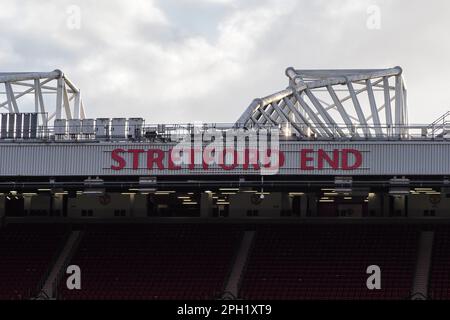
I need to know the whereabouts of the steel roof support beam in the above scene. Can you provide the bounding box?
[263,105,277,123]
[326,85,355,135]
[270,102,289,124]
[322,78,384,115]
[237,99,260,126]
[34,79,47,125]
[271,95,299,124]
[403,86,408,131]
[34,80,39,114]
[270,101,304,136]
[290,68,400,79]
[365,95,395,122]
[258,106,277,125]
[0,78,53,110]
[294,91,331,137]
[0,71,60,83]
[305,88,344,138]
[0,71,86,123]
[80,99,86,119]
[48,112,56,122]
[395,75,404,136]
[383,77,393,128]
[236,67,407,139]
[289,67,401,84]
[55,78,63,120]
[347,81,371,138]
[270,99,287,123]
[4,83,18,113]
[250,115,259,128]
[13,81,54,91]
[62,83,72,120]
[366,79,383,137]
[283,97,316,137]
[73,92,81,119]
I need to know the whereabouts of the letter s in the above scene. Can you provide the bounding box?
[111,149,126,170]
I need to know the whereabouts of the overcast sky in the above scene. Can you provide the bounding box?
[0,0,449,124]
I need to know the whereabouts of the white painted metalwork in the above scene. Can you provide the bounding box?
[237,67,408,138]
[0,70,86,125]
[1,66,448,142]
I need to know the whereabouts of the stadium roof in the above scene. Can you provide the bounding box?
[3,67,449,140]
[0,70,86,126]
[236,67,408,138]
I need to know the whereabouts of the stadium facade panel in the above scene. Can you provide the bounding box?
[0,140,449,176]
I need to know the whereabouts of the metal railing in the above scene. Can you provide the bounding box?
[427,111,450,137]
[0,121,450,143]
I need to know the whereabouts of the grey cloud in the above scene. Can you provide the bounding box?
[0,0,449,124]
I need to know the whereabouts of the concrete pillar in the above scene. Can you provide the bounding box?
[24,195,32,216]
[281,193,291,216]
[224,231,255,297]
[300,195,308,217]
[307,194,318,217]
[393,195,406,216]
[129,193,135,217]
[382,194,390,217]
[0,195,5,226]
[133,194,147,217]
[200,192,213,218]
[52,194,64,216]
[368,192,382,217]
[412,231,434,299]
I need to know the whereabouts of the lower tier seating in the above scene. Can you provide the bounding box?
[58,224,242,300]
[428,227,450,300]
[0,224,68,300]
[239,224,419,300]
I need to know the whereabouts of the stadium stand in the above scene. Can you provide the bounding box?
[1,67,450,301]
[58,224,243,300]
[2,221,450,300]
[0,224,68,300]
[239,224,420,300]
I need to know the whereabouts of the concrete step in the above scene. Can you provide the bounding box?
[40,230,83,298]
[224,231,255,298]
[412,231,434,299]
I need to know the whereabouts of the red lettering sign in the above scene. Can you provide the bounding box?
[317,149,340,170]
[302,149,363,170]
[147,149,164,170]
[111,149,126,170]
[342,149,362,170]
[110,148,363,171]
[300,149,315,170]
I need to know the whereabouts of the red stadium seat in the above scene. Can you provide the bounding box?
[58,224,242,300]
[428,227,450,300]
[239,224,419,300]
[0,224,68,300]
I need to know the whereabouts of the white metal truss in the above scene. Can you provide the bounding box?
[237,67,408,138]
[0,70,86,125]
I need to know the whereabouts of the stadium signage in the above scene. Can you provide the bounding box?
[300,149,362,170]
[110,148,363,172]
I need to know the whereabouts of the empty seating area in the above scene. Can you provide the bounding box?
[0,224,68,300]
[428,227,450,299]
[6,221,450,300]
[58,224,242,300]
[239,224,419,300]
